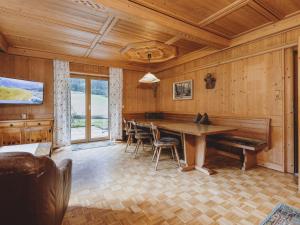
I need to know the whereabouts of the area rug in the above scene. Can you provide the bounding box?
[71,141,114,151]
[260,203,300,225]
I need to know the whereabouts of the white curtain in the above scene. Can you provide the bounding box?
[53,60,71,148]
[109,67,123,141]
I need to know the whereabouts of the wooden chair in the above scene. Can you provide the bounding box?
[151,123,180,171]
[131,121,152,158]
[123,119,135,152]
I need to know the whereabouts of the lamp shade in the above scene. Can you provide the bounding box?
[139,72,160,83]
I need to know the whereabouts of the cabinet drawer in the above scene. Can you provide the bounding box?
[0,122,25,128]
[26,121,52,127]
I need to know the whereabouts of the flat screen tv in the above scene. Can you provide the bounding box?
[0,77,44,105]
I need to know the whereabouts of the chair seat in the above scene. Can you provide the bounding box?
[127,128,142,134]
[160,137,179,145]
[135,133,151,139]
[154,140,177,147]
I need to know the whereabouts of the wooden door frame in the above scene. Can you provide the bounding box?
[298,37,300,191]
[70,74,109,143]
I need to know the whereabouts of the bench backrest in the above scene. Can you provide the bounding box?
[163,113,271,149]
[209,116,271,149]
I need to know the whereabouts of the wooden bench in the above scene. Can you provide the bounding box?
[207,116,271,170]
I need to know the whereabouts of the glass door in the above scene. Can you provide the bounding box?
[70,76,109,143]
[70,78,86,142]
[91,79,109,140]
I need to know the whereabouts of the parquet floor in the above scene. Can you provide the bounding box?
[53,143,300,225]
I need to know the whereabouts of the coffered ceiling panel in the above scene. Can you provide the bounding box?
[6,35,87,56]
[0,0,299,65]
[130,0,236,25]
[0,14,95,47]
[172,39,205,54]
[0,0,109,33]
[103,19,173,46]
[204,5,270,37]
[89,42,125,61]
[258,0,300,17]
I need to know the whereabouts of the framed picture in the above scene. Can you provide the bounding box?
[173,80,193,100]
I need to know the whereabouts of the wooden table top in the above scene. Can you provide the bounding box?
[135,119,236,136]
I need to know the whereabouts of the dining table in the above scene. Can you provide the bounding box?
[135,119,236,175]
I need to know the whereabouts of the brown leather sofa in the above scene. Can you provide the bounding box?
[0,152,72,225]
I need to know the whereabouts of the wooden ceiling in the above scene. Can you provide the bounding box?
[0,0,300,66]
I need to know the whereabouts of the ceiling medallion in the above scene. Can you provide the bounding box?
[121,41,177,63]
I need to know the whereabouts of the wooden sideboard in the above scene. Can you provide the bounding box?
[0,119,53,146]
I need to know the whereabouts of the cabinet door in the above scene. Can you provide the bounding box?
[25,127,52,144]
[0,128,23,146]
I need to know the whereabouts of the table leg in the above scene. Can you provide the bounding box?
[194,135,215,175]
[180,134,215,175]
[179,133,196,171]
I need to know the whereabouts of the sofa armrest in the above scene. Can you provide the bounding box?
[57,159,72,173]
[57,159,72,223]
[57,159,72,192]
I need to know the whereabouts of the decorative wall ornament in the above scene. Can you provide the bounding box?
[109,67,123,141]
[204,73,216,89]
[53,60,71,148]
[173,80,193,100]
[121,41,177,63]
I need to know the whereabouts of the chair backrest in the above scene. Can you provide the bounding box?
[123,119,130,134]
[130,121,139,135]
[151,123,160,143]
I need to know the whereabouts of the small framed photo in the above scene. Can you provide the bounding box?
[173,80,193,100]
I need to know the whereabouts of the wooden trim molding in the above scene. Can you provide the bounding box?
[298,37,300,192]
[70,71,109,78]
[284,48,295,173]
[0,33,8,53]
[8,47,147,71]
[95,0,230,48]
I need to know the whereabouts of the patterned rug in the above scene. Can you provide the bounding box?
[71,141,114,151]
[261,204,300,225]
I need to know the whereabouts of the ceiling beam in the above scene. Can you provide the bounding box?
[164,36,181,45]
[84,16,118,57]
[198,0,250,27]
[94,0,230,49]
[8,47,147,71]
[0,33,8,52]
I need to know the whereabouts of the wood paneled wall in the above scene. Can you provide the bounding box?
[156,51,285,171]
[123,69,156,114]
[0,53,53,120]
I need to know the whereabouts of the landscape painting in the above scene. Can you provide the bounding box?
[173,80,193,100]
[0,77,44,104]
